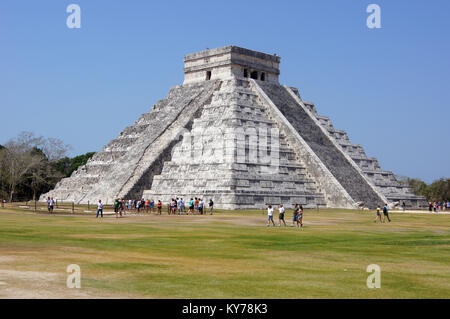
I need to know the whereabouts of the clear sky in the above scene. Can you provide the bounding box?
[1,0,449,183]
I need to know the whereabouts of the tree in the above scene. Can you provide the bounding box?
[53,152,95,178]
[70,152,95,174]
[0,143,40,202]
[407,178,428,197]
[426,178,450,202]
[0,132,71,202]
[53,157,73,177]
[405,177,450,202]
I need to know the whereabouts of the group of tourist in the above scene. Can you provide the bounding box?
[45,197,55,213]
[373,203,391,223]
[428,201,449,213]
[95,197,215,218]
[267,203,304,228]
[169,197,214,215]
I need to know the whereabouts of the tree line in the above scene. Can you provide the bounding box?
[0,132,95,202]
[402,177,450,202]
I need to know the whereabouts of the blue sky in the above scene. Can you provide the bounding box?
[1,0,449,183]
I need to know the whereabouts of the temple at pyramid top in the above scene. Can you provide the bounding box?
[183,46,281,84]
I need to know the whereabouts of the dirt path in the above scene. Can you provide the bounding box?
[0,254,136,299]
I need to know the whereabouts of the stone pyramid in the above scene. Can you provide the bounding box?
[42,46,426,209]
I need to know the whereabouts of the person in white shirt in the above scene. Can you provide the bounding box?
[49,197,55,212]
[278,204,286,227]
[177,198,184,215]
[267,204,275,227]
[96,199,104,218]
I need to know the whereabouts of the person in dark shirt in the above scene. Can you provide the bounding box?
[208,199,214,215]
[292,204,299,227]
[382,203,391,223]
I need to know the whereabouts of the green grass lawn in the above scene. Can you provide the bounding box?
[0,207,449,298]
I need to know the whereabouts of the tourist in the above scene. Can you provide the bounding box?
[149,199,155,213]
[182,198,186,214]
[168,199,172,215]
[278,204,286,227]
[374,205,382,223]
[267,204,275,227]
[49,197,55,212]
[194,197,199,214]
[114,198,120,218]
[292,204,299,227]
[402,201,406,212]
[137,199,141,213]
[134,199,138,211]
[145,199,150,213]
[156,200,162,214]
[47,197,51,212]
[209,199,214,215]
[428,202,432,212]
[177,198,184,215]
[297,205,304,228]
[189,198,194,214]
[96,199,104,218]
[199,199,204,215]
[171,198,177,215]
[446,201,450,211]
[382,203,391,222]
[119,199,125,217]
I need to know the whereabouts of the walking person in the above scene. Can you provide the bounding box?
[374,205,382,223]
[292,204,299,227]
[96,199,104,218]
[46,197,51,212]
[114,198,120,218]
[189,198,194,215]
[209,199,214,215]
[178,198,184,215]
[194,197,199,215]
[297,205,304,228]
[199,199,204,215]
[119,199,124,217]
[181,198,186,214]
[278,204,286,227]
[145,199,150,213]
[382,203,391,222]
[157,200,162,215]
[267,204,275,227]
[402,201,406,212]
[171,198,177,215]
[136,199,140,214]
[149,199,154,214]
[49,197,55,213]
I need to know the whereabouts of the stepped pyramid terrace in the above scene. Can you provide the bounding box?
[41,46,426,209]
